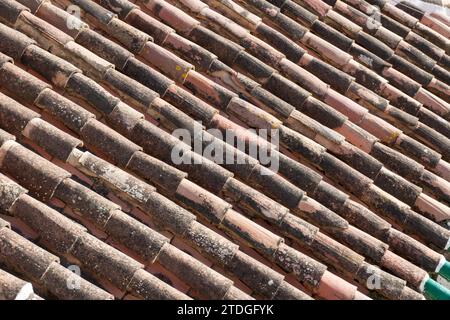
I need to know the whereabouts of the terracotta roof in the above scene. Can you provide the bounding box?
[0,0,449,300]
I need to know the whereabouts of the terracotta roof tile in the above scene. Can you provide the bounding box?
[0,53,334,300]
[0,168,26,211]
[23,117,83,161]
[0,267,41,300]
[0,223,55,280]
[336,1,449,77]
[81,119,142,165]
[135,0,448,254]
[57,178,117,225]
[106,17,151,53]
[0,63,50,106]
[0,0,29,24]
[57,41,114,80]
[191,26,243,65]
[104,69,158,107]
[36,89,95,133]
[0,231,112,300]
[156,0,448,168]
[237,0,448,131]
[429,10,450,26]
[273,1,450,118]
[142,43,193,83]
[1,142,71,201]
[0,129,253,299]
[72,0,116,24]
[35,1,89,38]
[149,0,200,34]
[76,29,133,70]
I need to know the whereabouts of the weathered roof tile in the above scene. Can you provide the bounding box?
[35,88,95,133]
[123,57,174,95]
[126,268,190,299]
[54,41,113,80]
[73,0,116,24]
[16,10,72,50]
[12,194,85,253]
[148,0,200,34]
[0,268,36,300]
[103,68,159,110]
[143,190,197,236]
[40,262,113,299]
[0,92,41,134]
[190,25,243,65]
[0,0,28,24]
[106,17,151,54]
[126,150,187,193]
[141,41,193,83]
[0,227,59,281]
[35,1,89,38]
[54,178,119,228]
[0,0,449,301]
[70,233,143,290]
[176,178,231,224]
[1,142,71,201]
[104,210,168,262]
